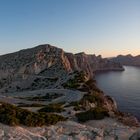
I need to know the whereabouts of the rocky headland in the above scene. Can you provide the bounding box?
[0,44,139,140]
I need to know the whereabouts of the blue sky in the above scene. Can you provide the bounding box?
[0,0,140,57]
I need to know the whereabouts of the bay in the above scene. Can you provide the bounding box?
[96,66,140,120]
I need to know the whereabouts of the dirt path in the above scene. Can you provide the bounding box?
[0,89,86,105]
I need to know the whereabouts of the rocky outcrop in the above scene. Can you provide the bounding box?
[66,52,124,78]
[110,54,140,66]
[0,44,124,77]
[0,44,124,91]
[0,120,137,140]
[0,45,71,79]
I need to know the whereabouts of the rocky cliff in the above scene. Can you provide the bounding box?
[0,44,124,92]
[110,54,140,66]
[0,44,123,92]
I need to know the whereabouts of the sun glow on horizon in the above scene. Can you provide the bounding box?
[0,0,139,57]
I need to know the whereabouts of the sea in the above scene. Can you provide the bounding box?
[95,66,140,120]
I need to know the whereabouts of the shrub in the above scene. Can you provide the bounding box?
[23,113,45,127]
[80,92,104,106]
[0,114,19,126]
[38,103,65,113]
[0,102,66,126]
[65,101,83,111]
[63,80,80,89]
[18,103,45,107]
[65,101,80,107]
[73,106,82,111]
[25,93,63,101]
[80,79,103,93]
[76,107,109,122]
[62,71,87,89]
[65,92,105,111]
[43,113,67,125]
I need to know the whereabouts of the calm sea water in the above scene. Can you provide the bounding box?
[95,66,140,120]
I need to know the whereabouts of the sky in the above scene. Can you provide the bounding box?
[0,0,140,57]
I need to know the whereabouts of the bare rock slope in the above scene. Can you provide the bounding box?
[0,44,124,92]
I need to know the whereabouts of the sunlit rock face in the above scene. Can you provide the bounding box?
[0,45,72,80]
[0,44,123,90]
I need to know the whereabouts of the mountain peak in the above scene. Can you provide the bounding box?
[0,44,124,91]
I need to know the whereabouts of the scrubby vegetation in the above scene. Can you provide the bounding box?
[65,91,105,111]
[17,103,45,107]
[38,103,65,113]
[80,79,103,93]
[76,107,109,122]
[65,101,80,107]
[0,102,66,126]
[63,77,114,122]
[15,77,59,92]
[80,92,104,106]
[31,77,58,89]
[62,71,87,89]
[63,77,104,109]
[65,101,84,111]
[18,93,63,101]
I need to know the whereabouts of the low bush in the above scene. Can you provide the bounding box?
[65,91,105,111]
[76,107,109,122]
[26,93,63,101]
[65,101,80,107]
[65,101,83,111]
[80,92,104,106]
[42,113,67,125]
[0,102,66,126]
[73,105,82,111]
[38,103,65,113]
[80,79,103,93]
[62,71,87,89]
[18,103,45,107]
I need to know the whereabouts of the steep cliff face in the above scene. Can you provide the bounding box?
[0,45,72,80]
[66,52,124,78]
[0,44,124,91]
[110,54,140,66]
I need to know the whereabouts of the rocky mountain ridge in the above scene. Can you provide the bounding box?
[0,44,124,92]
[110,54,140,66]
[0,44,124,77]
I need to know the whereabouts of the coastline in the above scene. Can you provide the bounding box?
[95,85,140,127]
[0,70,139,139]
[95,67,140,127]
[95,67,125,73]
